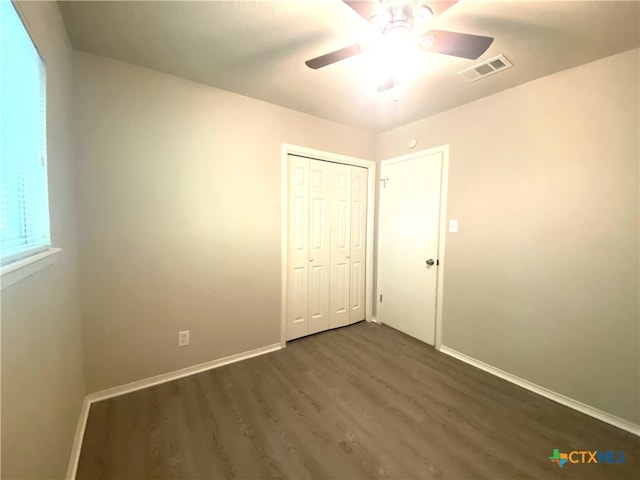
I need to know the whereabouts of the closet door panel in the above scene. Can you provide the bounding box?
[330,163,352,328]
[286,155,309,340]
[307,160,332,335]
[350,166,367,323]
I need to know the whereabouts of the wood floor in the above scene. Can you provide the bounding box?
[77,322,639,479]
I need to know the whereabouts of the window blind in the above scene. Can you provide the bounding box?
[0,1,51,266]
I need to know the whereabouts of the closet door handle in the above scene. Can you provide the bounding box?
[346,255,351,259]
[309,258,314,262]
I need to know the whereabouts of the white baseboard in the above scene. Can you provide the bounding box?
[439,345,640,437]
[65,342,281,479]
[88,343,281,403]
[65,396,90,480]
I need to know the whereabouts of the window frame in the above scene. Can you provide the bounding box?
[0,1,60,290]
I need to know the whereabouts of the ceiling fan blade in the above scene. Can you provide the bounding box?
[420,30,494,60]
[305,42,366,69]
[343,1,378,22]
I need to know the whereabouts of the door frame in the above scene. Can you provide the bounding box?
[378,144,449,350]
[281,144,376,347]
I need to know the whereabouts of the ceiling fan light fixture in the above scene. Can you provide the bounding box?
[379,24,413,66]
[419,33,436,49]
[369,6,391,26]
[414,5,433,22]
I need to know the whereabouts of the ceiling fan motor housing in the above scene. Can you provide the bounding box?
[371,4,413,32]
[389,5,412,23]
[374,2,436,36]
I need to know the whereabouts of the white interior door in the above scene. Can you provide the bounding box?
[349,166,367,323]
[330,163,352,328]
[286,155,310,340]
[378,150,443,345]
[307,160,332,335]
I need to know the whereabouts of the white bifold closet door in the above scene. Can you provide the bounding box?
[286,155,367,341]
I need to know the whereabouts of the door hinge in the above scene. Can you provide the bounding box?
[437,259,440,266]
[379,294,383,303]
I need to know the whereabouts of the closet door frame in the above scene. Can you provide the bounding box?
[280,144,376,347]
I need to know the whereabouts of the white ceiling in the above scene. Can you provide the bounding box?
[58,0,640,133]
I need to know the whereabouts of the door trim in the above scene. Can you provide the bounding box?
[378,144,449,349]
[281,144,376,347]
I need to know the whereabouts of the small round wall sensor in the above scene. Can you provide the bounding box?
[408,138,417,149]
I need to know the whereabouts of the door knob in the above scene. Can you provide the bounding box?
[426,259,435,266]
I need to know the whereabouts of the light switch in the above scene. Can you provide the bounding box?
[449,219,459,233]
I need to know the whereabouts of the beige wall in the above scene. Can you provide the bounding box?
[73,52,375,392]
[377,48,640,424]
[1,2,86,478]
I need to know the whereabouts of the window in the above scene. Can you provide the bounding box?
[0,1,52,267]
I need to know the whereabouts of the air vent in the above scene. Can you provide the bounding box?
[458,54,513,82]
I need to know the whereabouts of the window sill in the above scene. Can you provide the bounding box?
[1,247,62,291]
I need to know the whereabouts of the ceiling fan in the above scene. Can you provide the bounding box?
[305,0,494,91]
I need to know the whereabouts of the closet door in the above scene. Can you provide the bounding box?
[329,163,352,328]
[349,167,367,323]
[286,155,310,340]
[307,160,332,335]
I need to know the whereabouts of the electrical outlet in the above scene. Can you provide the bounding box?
[178,330,190,347]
